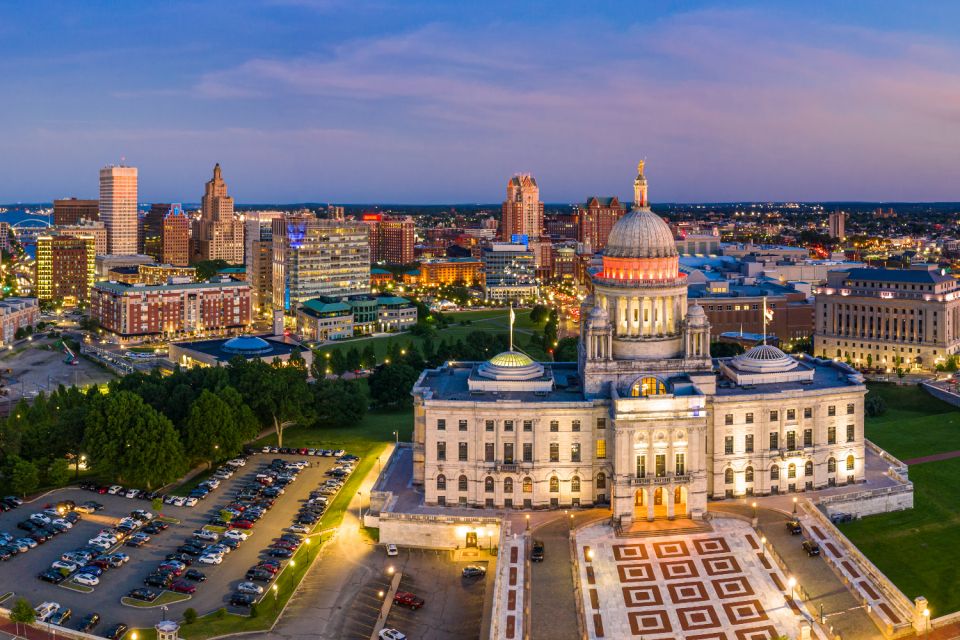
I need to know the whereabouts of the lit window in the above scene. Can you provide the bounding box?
[631,376,666,397]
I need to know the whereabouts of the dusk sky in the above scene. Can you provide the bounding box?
[3,1,960,204]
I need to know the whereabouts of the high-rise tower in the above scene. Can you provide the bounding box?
[196,164,244,263]
[100,165,138,255]
[500,174,543,242]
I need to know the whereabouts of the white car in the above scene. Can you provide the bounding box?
[237,581,263,595]
[132,509,155,520]
[386,544,398,557]
[73,573,99,586]
[30,513,52,525]
[34,602,60,622]
[198,554,223,565]
[262,446,271,453]
[173,496,187,507]
[52,518,73,529]
[224,530,249,541]
[51,560,79,572]
[17,537,38,549]
[379,629,406,640]
[184,497,199,507]
[287,524,309,534]
[208,544,231,555]
[227,458,246,467]
[107,485,123,495]
[125,488,139,498]
[194,529,219,542]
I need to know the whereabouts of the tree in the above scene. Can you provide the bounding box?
[194,259,230,281]
[84,391,187,489]
[46,458,71,487]
[529,304,550,324]
[227,358,313,448]
[865,394,887,418]
[219,509,234,524]
[361,344,377,369]
[368,364,419,409]
[330,350,348,376]
[313,379,368,428]
[710,342,745,358]
[553,336,578,362]
[345,347,361,373]
[7,456,39,496]
[184,390,239,463]
[219,386,261,443]
[184,608,198,624]
[9,596,35,635]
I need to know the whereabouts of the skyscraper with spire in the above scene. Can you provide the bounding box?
[195,163,244,264]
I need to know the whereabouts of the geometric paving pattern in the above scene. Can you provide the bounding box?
[577,519,808,639]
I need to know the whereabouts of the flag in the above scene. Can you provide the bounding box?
[764,306,774,322]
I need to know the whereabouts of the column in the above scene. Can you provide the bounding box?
[647,489,655,522]
[631,296,639,336]
[662,296,669,334]
[667,484,675,520]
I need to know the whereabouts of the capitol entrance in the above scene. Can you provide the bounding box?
[633,486,688,520]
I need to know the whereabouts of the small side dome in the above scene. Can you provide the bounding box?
[686,303,709,326]
[731,344,797,373]
[222,335,273,356]
[588,304,609,322]
[477,350,544,381]
[488,351,535,368]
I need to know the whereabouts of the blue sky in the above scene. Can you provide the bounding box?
[2,1,960,203]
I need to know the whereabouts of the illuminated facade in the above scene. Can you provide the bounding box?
[414,162,866,523]
[36,234,96,306]
[100,165,138,255]
[196,164,244,263]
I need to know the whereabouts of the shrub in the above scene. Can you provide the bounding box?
[249,603,259,618]
[215,607,227,619]
[183,608,197,624]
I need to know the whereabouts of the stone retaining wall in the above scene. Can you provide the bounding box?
[920,380,960,408]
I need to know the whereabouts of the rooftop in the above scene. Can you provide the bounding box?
[172,334,298,362]
[714,356,864,397]
[417,362,590,403]
[842,267,954,285]
[94,278,248,294]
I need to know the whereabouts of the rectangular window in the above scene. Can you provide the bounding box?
[484,442,494,462]
[724,436,734,455]
[596,439,606,460]
[746,412,754,424]
[745,434,754,453]
[655,454,666,477]
[504,420,514,432]
[458,442,468,461]
[770,410,779,422]
[549,443,559,463]
[725,414,734,425]
[787,409,796,421]
[437,419,446,431]
[521,442,531,462]
[505,443,515,463]
[572,420,581,432]
[437,442,446,461]
[847,424,855,442]
[523,420,533,432]
[636,455,646,478]
[847,403,855,415]
[675,453,685,476]
[571,443,581,462]
[597,418,606,429]
[458,419,468,431]
[786,431,796,451]
[828,405,836,417]
[769,432,779,450]
[828,426,837,445]
[803,429,813,447]
[804,407,812,419]
[549,420,559,432]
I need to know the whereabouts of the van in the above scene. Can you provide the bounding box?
[35,602,60,622]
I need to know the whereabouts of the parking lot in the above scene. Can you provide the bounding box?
[338,547,490,640]
[0,336,115,405]
[0,452,344,634]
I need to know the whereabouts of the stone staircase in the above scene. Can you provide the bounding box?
[614,518,713,538]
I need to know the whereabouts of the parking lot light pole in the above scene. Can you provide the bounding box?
[392,430,398,445]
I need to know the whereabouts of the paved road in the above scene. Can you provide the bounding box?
[712,503,881,640]
[0,453,338,632]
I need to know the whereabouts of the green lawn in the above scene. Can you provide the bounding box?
[127,408,412,640]
[838,383,960,614]
[864,383,960,460]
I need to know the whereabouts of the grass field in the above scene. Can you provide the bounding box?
[312,307,551,361]
[838,382,960,614]
[126,408,413,640]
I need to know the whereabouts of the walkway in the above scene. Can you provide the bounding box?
[903,450,960,465]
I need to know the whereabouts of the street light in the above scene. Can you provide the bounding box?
[923,608,930,639]
[273,583,279,601]
[393,430,398,445]
[760,535,767,559]
[792,496,798,514]
[387,565,394,575]
[525,514,530,531]
[751,501,758,519]
[787,576,797,600]
[587,549,594,561]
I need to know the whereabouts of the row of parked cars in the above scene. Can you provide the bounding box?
[2,504,80,562]
[34,602,128,640]
[262,446,346,457]
[0,495,23,512]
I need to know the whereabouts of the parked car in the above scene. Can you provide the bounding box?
[184,568,207,582]
[103,623,128,640]
[198,553,223,565]
[230,593,256,607]
[393,591,425,610]
[145,573,173,588]
[786,520,803,535]
[830,512,855,524]
[462,565,486,578]
[386,544,398,557]
[237,581,264,595]
[127,588,158,602]
[73,573,100,587]
[38,569,66,584]
[379,629,407,640]
[801,539,821,556]
[169,579,197,594]
[34,602,60,623]
[531,541,545,562]
[268,547,293,558]
[77,612,101,633]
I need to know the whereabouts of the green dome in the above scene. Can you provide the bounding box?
[488,351,535,367]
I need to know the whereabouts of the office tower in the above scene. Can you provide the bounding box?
[35,234,96,305]
[272,215,370,312]
[244,211,284,317]
[196,163,244,263]
[100,165,139,255]
[53,198,99,226]
[140,203,169,259]
[482,242,538,300]
[828,210,847,240]
[577,196,626,251]
[55,220,107,255]
[500,174,543,242]
[362,214,415,264]
[162,204,191,267]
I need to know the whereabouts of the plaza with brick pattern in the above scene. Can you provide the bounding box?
[576,518,816,639]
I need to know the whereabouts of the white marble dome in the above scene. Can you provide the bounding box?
[604,208,678,259]
[731,344,798,373]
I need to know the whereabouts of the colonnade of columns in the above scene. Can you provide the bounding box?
[604,293,685,337]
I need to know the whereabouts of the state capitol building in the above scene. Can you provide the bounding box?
[412,163,867,525]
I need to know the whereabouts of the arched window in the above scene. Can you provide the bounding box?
[724,468,734,484]
[549,476,559,492]
[522,477,533,493]
[596,472,606,489]
[804,461,814,477]
[458,475,468,491]
[788,463,796,479]
[436,474,446,490]
[846,455,855,471]
[745,466,754,483]
[484,476,494,493]
[828,458,836,473]
[770,465,780,480]
[504,477,514,493]
[571,476,581,492]
[631,376,667,397]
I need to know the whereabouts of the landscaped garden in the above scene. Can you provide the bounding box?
[839,382,960,615]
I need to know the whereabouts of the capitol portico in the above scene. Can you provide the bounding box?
[412,162,867,525]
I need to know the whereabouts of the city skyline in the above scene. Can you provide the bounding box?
[3,1,960,203]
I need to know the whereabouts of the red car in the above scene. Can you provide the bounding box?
[299,448,308,455]
[157,563,184,576]
[256,562,280,574]
[169,580,196,594]
[90,558,113,570]
[231,520,254,529]
[394,591,425,610]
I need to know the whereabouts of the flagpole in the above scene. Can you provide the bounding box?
[509,301,514,352]
[762,297,767,346]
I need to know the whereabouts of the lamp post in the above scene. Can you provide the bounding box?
[760,535,766,559]
[392,430,398,445]
[923,608,930,639]
[357,491,363,525]
[525,514,530,531]
[751,501,758,520]
[792,496,798,514]
[787,576,797,601]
